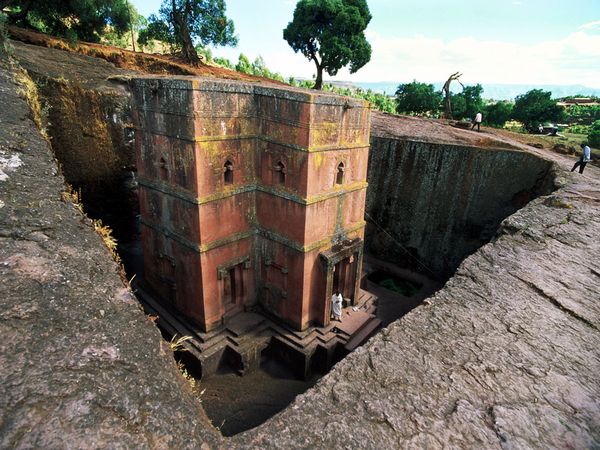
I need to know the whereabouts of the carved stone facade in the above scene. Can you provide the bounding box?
[131,77,371,332]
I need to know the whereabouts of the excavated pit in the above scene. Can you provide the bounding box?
[4,39,600,448]
[10,42,561,437]
[21,84,557,437]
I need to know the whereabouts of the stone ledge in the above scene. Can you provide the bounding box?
[0,64,221,449]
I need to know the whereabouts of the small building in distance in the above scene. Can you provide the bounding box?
[557,97,600,107]
[131,77,372,335]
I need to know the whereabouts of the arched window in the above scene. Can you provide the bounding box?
[275,161,286,185]
[159,157,168,181]
[336,162,345,185]
[224,160,234,185]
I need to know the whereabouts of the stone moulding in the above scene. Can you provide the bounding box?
[140,217,366,255]
[137,175,368,206]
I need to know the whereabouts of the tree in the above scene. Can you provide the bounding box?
[283,0,372,90]
[213,56,233,68]
[102,3,147,51]
[588,120,600,148]
[251,55,269,77]
[235,53,252,74]
[395,81,442,115]
[512,89,565,132]
[462,84,484,120]
[441,72,463,119]
[448,92,467,119]
[484,101,513,127]
[446,84,484,120]
[2,0,130,43]
[138,0,237,65]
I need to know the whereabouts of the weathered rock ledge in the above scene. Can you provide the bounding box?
[234,145,600,448]
[1,58,599,449]
[0,64,220,448]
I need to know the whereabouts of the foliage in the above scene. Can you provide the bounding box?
[213,56,233,68]
[169,334,192,352]
[323,84,395,114]
[0,12,11,60]
[235,52,252,73]
[461,84,484,120]
[484,101,513,127]
[512,89,565,132]
[447,84,484,120]
[102,3,147,51]
[138,0,237,64]
[232,53,285,81]
[563,104,600,125]
[364,90,395,114]
[251,55,269,77]
[588,120,600,148]
[195,45,213,62]
[569,124,590,135]
[394,81,442,115]
[448,92,467,119]
[283,0,372,89]
[3,0,131,43]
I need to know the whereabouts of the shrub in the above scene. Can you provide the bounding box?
[588,120,600,148]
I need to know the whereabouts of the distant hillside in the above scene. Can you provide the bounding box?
[329,81,600,101]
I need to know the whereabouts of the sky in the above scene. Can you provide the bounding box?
[129,0,600,88]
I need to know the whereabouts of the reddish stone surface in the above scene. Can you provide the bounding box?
[131,77,371,332]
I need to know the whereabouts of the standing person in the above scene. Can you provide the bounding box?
[471,111,482,132]
[331,290,343,322]
[571,143,592,174]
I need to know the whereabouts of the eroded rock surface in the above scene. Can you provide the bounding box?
[236,154,600,448]
[0,65,220,449]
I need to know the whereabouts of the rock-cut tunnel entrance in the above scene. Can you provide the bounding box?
[27,70,558,437]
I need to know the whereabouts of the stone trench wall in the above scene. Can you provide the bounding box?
[11,40,137,241]
[2,54,600,448]
[0,63,220,448]
[365,137,559,279]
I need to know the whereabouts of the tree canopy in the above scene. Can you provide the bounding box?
[588,120,600,148]
[484,101,513,127]
[283,0,372,90]
[512,89,564,132]
[448,84,484,120]
[1,0,131,43]
[395,81,442,115]
[138,0,237,65]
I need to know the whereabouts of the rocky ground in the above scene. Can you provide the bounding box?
[0,63,220,449]
[1,43,599,448]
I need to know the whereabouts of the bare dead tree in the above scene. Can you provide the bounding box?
[442,72,464,119]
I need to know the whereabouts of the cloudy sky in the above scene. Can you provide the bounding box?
[130,0,600,87]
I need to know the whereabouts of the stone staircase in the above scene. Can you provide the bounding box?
[135,285,381,378]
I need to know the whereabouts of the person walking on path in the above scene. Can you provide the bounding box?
[471,111,482,132]
[571,143,592,174]
[331,290,343,322]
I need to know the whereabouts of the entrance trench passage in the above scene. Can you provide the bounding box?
[36,76,557,436]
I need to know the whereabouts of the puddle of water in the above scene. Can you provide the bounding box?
[368,270,423,297]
